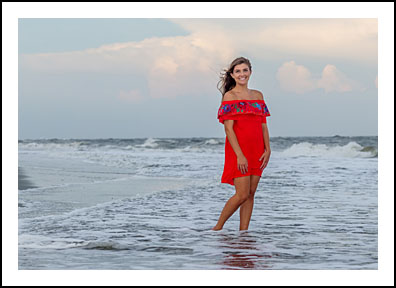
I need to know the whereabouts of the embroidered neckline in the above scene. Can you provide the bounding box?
[221,99,264,103]
[218,100,270,118]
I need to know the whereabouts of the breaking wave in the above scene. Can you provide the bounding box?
[281,141,377,158]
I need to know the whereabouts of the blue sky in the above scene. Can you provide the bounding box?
[17,16,380,139]
[18,18,190,54]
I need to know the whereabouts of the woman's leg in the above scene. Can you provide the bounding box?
[212,176,250,230]
[239,175,261,230]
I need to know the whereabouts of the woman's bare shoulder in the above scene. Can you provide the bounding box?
[251,89,264,100]
[222,91,237,101]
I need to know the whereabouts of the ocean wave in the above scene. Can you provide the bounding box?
[18,138,377,158]
[19,138,224,152]
[18,141,89,151]
[204,138,221,145]
[135,137,159,148]
[281,141,377,158]
[18,234,92,250]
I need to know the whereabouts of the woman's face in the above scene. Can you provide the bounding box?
[231,63,251,85]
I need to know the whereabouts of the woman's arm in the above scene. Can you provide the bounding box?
[260,123,271,169]
[224,120,248,174]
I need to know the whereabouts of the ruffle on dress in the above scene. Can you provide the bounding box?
[217,99,270,124]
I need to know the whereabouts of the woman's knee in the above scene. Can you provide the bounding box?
[249,175,260,198]
[236,192,249,204]
[248,189,256,199]
[234,176,251,203]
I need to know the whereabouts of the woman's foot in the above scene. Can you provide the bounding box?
[211,225,223,231]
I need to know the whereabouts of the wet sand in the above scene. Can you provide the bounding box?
[18,167,38,190]
[18,162,190,215]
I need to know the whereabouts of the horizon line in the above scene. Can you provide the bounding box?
[18,135,379,141]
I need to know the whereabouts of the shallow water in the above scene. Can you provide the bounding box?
[18,136,378,269]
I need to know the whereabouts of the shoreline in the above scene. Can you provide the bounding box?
[18,163,191,214]
[18,167,38,190]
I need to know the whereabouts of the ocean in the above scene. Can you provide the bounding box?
[18,136,378,270]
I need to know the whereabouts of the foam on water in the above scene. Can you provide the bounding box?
[135,137,159,148]
[281,141,377,158]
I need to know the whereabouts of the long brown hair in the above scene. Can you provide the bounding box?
[217,57,252,101]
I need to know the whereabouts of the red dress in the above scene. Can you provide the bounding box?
[217,99,270,186]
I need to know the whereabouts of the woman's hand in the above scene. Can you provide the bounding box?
[237,154,249,174]
[259,149,271,170]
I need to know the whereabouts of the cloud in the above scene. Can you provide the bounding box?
[276,61,316,94]
[19,19,376,101]
[169,18,378,65]
[317,64,355,93]
[20,33,227,100]
[277,61,359,94]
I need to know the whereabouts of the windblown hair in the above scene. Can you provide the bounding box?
[217,57,252,101]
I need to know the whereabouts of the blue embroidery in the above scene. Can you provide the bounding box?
[218,101,270,118]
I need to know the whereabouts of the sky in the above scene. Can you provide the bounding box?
[17,17,379,139]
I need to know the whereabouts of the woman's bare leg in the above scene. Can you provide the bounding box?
[212,176,250,230]
[239,175,261,230]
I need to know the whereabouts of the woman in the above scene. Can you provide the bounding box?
[212,57,271,231]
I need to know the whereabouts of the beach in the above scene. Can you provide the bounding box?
[18,167,37,190]
[18,136,378,269]
[18,163,190,217]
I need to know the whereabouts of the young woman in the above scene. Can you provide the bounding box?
[212,57,271,231]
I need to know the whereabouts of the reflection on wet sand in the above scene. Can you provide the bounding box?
[219,231,273,270]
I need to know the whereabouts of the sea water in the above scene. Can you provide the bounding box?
[18,136,378,269]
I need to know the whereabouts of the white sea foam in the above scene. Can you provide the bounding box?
[204,139,221,145]
[19,141,87,151]
[136,137,159,148]
[281,141,377,158]
[19,234,90,250]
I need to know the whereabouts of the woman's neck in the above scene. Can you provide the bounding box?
[232,84,249,94]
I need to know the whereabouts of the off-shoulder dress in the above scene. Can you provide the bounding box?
[217,99,270,186]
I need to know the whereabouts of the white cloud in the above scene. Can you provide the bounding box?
[169,18,378,65]
[20,33,227,100]
[152,56,179,75]
[19,18,376,101]
[276,61,316,94]
[277,61,359,94]
[317,64,354,93]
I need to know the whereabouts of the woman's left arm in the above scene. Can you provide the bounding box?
[259,123,271,170]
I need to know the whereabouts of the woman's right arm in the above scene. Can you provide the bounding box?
[224,120,248,174]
